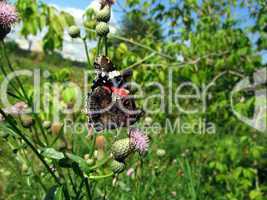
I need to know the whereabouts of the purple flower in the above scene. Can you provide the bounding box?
[0,2,18,28]
[129,128,149,154]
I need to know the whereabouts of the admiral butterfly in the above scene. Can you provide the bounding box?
[87,56,143,131]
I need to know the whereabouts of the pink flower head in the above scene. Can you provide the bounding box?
[0,2,18,28]
[129,128,149,154]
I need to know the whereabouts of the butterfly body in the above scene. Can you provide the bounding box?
[87,56,143,131]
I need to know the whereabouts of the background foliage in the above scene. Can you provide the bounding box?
[0,0,266,199]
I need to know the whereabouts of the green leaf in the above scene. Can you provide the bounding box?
[66,153,91,173]
[42,148,64,160]
[44,185,57,200]
[55,186,64,200]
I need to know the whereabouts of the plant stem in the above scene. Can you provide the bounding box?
[0,109,61,185]
[84,178,92,200]
[88,173,114,180]
[82,38,91,68]
[86,28,174,60]
[1,40,30,103]
[97,37,102,56]
[0,42,24,96]
[104,36,108,56]
[89,155,111,171]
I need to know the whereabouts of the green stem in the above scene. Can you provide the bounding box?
[86,28,174,60]
[89,132,96,157]
[88,172,114,180]
[84,178,92,200]
[104,36,108,56]
[0,43,24,96]
[33,113,49,145]
[1,40,30,103]
[82,38,91,68]
[89,155,111,171]
[0,109,61,185]
[22,149,48,192]
[97,37,102,56]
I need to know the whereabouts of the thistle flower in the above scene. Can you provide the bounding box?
[129,128,149,155]
[0,1,18,28]
[111,138,133,161]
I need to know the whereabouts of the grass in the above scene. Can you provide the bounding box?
[0,43,267,200]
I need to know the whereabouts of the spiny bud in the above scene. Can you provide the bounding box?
[51,122,62,135]
[21,115,34,128]
[111,138,133,161]
[96,5,111,22]
[96,22,109,37]
[68,25,81,38]
[110,160,125,174]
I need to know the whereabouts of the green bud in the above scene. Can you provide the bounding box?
[96,22,109,37]
[156,149,166,157]
[86,159,95,166]
[111,138,133,161]
[110,160,125,174]
[42,120,51,129]
[96,6,111,22]
[68,25,81,38]
[144,117,153,126]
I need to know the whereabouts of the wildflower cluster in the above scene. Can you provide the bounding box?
[110,128,149,174]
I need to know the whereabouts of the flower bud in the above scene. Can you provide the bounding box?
[42,120,51,129]
[96,22,109,37]
[111,138,133,161]
[95,135,106,150]
[68,25,81,38]
[86,159,95,166]
[144,117,153,126]
[96,5,111,22]
[21,115,34,128]
[110,160,125,174]
[51,122,62,135]
[84,154,90,160]
[156,149,166,157]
